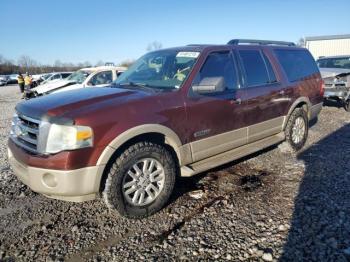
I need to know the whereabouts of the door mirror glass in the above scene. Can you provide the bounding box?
[192,77,225,94]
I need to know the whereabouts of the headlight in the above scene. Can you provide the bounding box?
[38,122,93,154]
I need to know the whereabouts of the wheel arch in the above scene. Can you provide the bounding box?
[96,124,190,191]
[97,124,184,164]
[283,97,311,130]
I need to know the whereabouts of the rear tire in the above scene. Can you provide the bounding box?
[344,99,350,112]
[103,141,176,219]
[285,107,308,151]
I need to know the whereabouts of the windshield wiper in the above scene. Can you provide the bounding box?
[117,81,158,92]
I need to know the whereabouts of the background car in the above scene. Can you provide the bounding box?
[0,75,8,86]
[27,66,127,98]
[33,72,72,87]
[6,74,18,84]
[317,55,350,111]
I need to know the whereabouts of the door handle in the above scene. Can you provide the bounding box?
[230,98,242,105]
[279,90,285,95]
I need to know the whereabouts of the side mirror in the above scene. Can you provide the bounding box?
[192,77,225,94]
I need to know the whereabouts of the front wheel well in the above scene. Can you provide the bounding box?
[99,132,180,193]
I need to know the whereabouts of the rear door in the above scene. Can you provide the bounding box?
[236,47,287,143]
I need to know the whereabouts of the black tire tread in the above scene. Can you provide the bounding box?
[285,107,308,151]
[344,99,350,112]
[102,141,175,219]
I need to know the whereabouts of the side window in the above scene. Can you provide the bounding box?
[262,53,277,83]
[62,73,70,78]
[274,49,319,82]
[193,51,238,92]
[89,71,113,86]
[52,74,60,80]
[238,50,270,87]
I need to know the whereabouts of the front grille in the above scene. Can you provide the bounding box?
[324,82,346,88]
[10,113,40,154]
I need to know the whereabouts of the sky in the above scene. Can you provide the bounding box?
[1,0,350,65]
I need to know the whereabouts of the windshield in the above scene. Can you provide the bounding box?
[115,50,200,90]
[66,70,91,84]
[317,57,350,69]
[42,73,53,80]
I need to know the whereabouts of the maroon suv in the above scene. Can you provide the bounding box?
[8,39,324,218]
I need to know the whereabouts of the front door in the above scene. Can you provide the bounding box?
[185,50,247,162]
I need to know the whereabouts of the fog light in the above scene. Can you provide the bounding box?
[42,173,58,188]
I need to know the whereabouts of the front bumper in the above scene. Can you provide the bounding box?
[23,89,38,99]
[8,147,106,202]
[324,88,349,100]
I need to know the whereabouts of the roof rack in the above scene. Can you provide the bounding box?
[227,39,295,46]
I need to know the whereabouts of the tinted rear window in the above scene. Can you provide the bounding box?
[263,53,277,83]
[274,49,319,82]
[238,50,270,87]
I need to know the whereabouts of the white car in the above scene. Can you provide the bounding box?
[27,66,127,98]
[0,75,7,86]
[40,72,72,85]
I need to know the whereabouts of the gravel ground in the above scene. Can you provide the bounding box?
[1,85,350,261]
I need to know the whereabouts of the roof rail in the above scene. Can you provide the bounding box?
[227,39,295,46]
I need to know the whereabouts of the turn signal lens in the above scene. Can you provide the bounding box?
[77,130,93,141]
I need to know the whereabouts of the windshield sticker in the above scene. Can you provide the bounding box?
[176,52,200,58]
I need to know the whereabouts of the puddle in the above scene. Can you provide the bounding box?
[240,171,270,191]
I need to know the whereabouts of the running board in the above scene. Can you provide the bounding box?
[180,132,285,177]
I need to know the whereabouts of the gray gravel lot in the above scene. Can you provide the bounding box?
[1,85,350,261]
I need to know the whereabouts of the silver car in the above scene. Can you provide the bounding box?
[317,55,350,111]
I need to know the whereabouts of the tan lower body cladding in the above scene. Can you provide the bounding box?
[189,116,285,163]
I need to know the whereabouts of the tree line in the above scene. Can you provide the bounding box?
[0,54,135,75]
[0,55,87,75]
[0,41,164,75]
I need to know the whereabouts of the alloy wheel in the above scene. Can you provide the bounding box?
[122,158,165,206]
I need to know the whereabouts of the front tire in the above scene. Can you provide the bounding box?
[285,107,308,151]
[103,141,176,218]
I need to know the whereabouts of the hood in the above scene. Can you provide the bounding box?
[42,78,61,85]
[320,68,350,79]
[16,87,152,123]
[50,83,83,94]
[33,79,77,94]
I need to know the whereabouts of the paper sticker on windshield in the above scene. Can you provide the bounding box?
[176,52,200,58]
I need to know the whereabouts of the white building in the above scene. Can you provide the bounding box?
[305,34,350,59]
